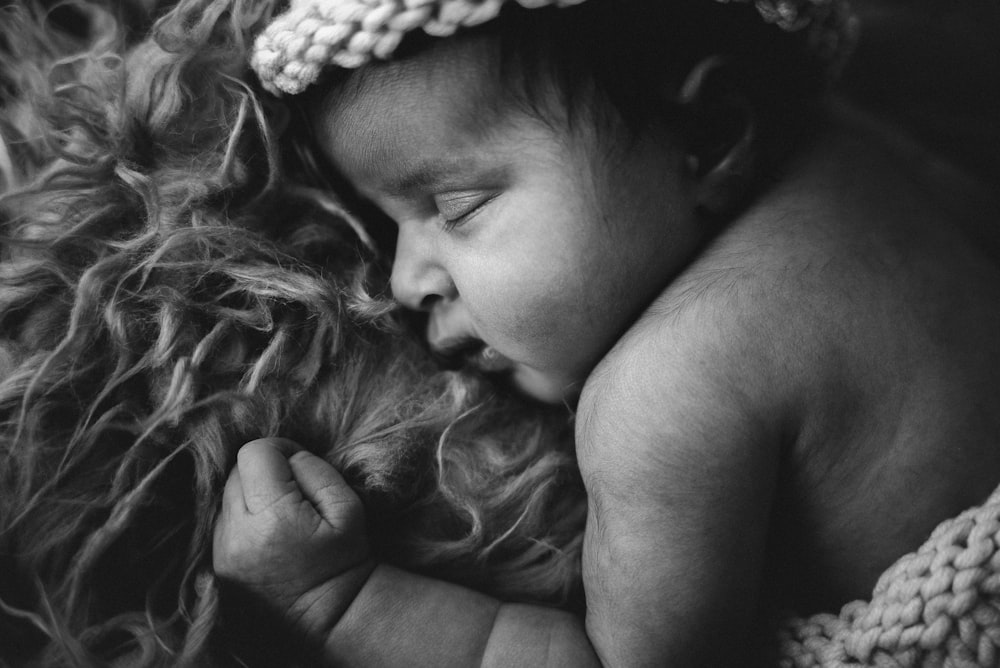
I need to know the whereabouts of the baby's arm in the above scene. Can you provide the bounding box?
[213,438,600,667]
[320,565,599,667]
[576,312,782,665]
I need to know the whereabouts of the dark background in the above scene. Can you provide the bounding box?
[842,0,999,184]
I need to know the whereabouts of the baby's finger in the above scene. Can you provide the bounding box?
[237,438,302,514]
[287,451,362,527]
[221,464,247,513]
[213,467,247,575]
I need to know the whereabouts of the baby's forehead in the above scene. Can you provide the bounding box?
[317,38,505,138]
[310,38,537,180]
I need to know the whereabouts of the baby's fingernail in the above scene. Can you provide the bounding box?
[243,437,303,457]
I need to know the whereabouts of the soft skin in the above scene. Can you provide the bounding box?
[314,38,704,403]
[214,33,1000,668]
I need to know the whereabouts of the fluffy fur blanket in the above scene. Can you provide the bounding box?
[0,3,584,664]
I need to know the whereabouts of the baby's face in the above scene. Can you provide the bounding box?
[314,39,702,403]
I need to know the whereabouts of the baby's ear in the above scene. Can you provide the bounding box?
[676,56,758,217]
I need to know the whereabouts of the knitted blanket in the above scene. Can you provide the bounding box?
[779,482,1000,667]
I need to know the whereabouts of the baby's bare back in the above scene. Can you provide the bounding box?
[573,106,1000,663]
[665,106,1000,615]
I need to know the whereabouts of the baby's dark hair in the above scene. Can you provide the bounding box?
[300,0,844,214]
[464,0,832,130]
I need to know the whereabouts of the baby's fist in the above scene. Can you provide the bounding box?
[213,438,371,627]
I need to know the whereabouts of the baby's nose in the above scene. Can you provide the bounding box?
[390,233,456,312]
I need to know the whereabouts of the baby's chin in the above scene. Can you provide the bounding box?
[510,365,582,406]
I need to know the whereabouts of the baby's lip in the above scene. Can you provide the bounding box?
[427,306,515,374]
[430,336,482,370]
[430,337,515,374]
[468,344,515,373]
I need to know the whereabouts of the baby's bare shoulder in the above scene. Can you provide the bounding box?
[581,211,839,435]
[575,229,796,475]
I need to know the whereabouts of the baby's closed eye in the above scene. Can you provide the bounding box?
[434,191,496,228]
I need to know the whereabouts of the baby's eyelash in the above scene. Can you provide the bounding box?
[435,192,494,230]
[440,215,466,232]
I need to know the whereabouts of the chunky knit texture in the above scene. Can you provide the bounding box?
[251,0,859,94]
[780,482,1000,667]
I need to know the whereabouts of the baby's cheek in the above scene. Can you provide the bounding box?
[496,280,572,342]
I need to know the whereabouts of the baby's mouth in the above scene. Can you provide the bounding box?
[431,338,514,374]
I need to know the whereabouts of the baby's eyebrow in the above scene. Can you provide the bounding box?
[379,156,481,196]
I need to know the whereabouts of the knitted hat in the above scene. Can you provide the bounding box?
[251,0,858,95]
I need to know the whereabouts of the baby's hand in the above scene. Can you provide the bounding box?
[213,438,372,633]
